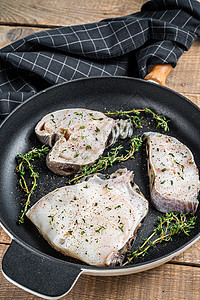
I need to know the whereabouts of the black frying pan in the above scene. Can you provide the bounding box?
[0,76,200,299]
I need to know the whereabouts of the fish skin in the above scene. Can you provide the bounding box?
[144,132,200,214]
[35,108,133,176]
[26,169,148,267]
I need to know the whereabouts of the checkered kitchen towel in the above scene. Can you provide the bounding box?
[0,0,200,120]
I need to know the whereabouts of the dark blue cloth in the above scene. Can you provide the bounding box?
[0,0,200,119]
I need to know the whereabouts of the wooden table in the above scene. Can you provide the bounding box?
[0,1,200,299]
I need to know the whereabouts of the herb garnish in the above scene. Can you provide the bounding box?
[48,215,54,225]
[121,136,143,161]
[115,205,121,209]
[118,225,124,232]
[68,135,142,184]
[74,112,83,116]
[105,207,112,211]
[105,184,113,190]
[95,226,105,233]
[92,117,103,121]
[106,108,169,131]
[177,172,184,180]
[60,130,67,134]
[15,145,49,223]
[123,212,196,266]
[86,145,92,150]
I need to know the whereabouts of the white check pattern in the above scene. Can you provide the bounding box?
[0,0,199,119]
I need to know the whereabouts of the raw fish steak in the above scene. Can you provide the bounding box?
[26,169,148,267]
[35,109,133,176]
[144,132,200,214]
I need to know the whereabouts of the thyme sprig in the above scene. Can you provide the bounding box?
[123,212,197,266]
[68,145,123,184]
[106,108,169,131]
[15,145,49,223]
[121,135,143,161]
[68,135,142,184]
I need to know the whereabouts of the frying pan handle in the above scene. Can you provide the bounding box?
[144,64,172,86]
[2,240,82,299]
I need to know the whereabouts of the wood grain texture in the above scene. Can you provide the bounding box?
[0,26,47,48]
[0,0,146,27]
[166,38,200,95]
[172,239,200,266]
[0,1,200,299]
[180,94,200,107]
[0,243,200,300]
[0,227,11,244]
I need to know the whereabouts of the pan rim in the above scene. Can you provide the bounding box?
[0,75,200,272]
[1,220,199,273]
[1,75,200,130]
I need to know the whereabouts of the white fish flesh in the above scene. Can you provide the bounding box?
[35,108,133,176]
[26,169,148,267]
[144,132,200,214]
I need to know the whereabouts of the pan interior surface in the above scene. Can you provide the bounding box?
[0,77,199,270]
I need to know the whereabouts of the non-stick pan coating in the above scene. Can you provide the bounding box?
[0,77,200,271]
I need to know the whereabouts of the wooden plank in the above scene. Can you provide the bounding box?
[0,1,199,299]
[0,243,200,300]
[0,227,11,244]
[166,39,200,95]
[0,0,146,27]
[57,264,200,300]
[172,239,200,266]
[0,26,48,48]
[181,93,200,107]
